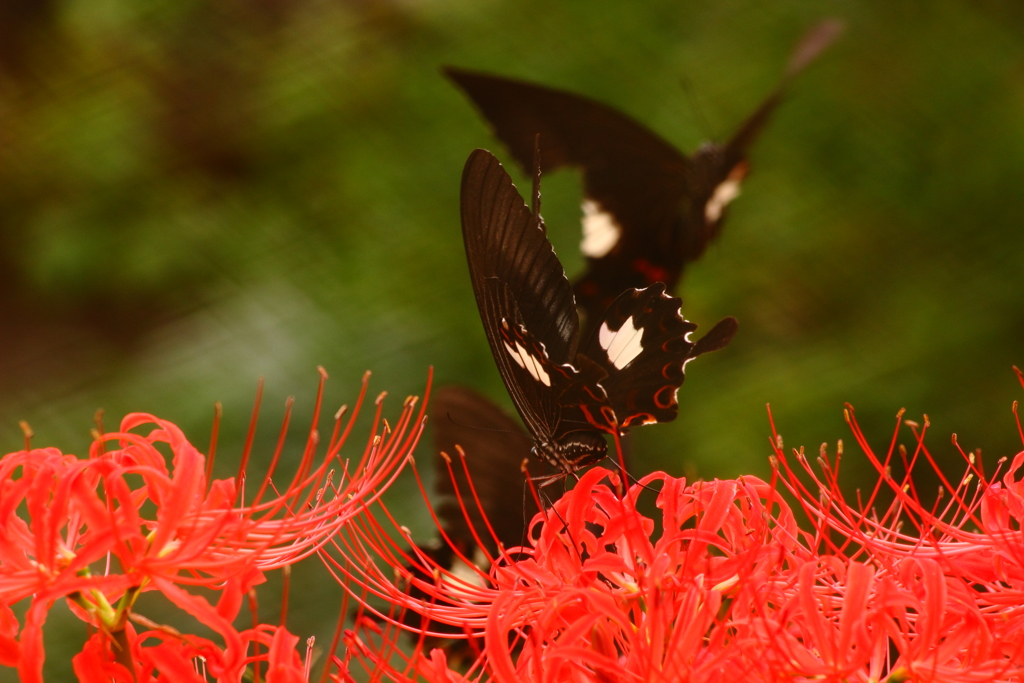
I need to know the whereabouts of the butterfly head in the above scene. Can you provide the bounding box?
[533,430,608,476]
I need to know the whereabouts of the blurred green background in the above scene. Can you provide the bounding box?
[2,0,1022,678]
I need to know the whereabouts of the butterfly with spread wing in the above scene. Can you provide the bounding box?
[460,148,737,478]
[447,19,842,334]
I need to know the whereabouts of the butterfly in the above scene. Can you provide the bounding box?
[446,19,842,332]
[460,148,737,478]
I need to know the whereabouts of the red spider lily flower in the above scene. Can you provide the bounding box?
[768,395,1024,681]
[0,369,429,682]
[71,621,309,683]
[337,376,1024,683]
[334,459,812,682]
[479,469,805,683]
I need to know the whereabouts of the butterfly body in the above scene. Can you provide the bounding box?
[533,428,609,474]
[491,310,612,476]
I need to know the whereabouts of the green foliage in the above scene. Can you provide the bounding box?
[3,0,1022,476]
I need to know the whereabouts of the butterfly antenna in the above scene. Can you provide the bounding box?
[517,480,563,561]
[541,495,585,564]
[522,463,583,563]
[520,477,532,551]
[622,468,661,495]
[531,133,542,218]
[678,73,716,141]
[522,459,557,516]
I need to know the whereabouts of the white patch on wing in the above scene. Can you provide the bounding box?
[598,316,644,370]
[503,340,551,386]
[448,548,491,596]
[580,199,621,258]
[704,178,742,223]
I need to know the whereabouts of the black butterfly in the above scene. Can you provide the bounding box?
[446,19,842,332]
[460,148,737,477]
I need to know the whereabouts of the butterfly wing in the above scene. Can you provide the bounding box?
[581,283,738,428]
[431,386,546,557]
[708,19,846,202]
[461,148,579,366]
[398,386,542,648]
[678,19,846,257]
[446,67,695,317]
[445,66,726,330]
[446,67,688,303]
[446,66,687,184]
[461,149,612,445]
[690,316,740,358]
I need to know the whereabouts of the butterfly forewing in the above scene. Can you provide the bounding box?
[461,150,614,462]
[716,20,844,191]
[461,148,580,365]
[446,67,686,181]
[496,313,613,439]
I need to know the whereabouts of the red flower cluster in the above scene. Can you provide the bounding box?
[769,401,1024,682]
[338,372,1024,683]
[0,370,428,682]
[4,368,1024,681]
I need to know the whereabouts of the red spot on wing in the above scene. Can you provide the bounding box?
[727,160,750,183]
[654,385,677,410]
[631,258,671,286]
[621,412,656,428]
[577,403,618,434]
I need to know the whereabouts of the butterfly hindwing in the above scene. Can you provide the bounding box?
[690,316,740,359]
[582,284,739,428]
[431,386,544,557]
[582,284,693,427]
